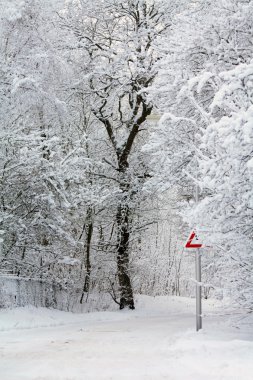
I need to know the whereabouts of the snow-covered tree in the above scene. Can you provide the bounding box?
[190,63,253,309]
[58,0,176,309]
[145,0,253,310]
[0,0,88,295]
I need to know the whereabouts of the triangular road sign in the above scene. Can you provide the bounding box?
[185,231,203,249]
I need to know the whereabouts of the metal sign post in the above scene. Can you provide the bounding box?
[185,229,203,330]
[195,248,202,331]
[185,234,203,332]
[195,184,202,331]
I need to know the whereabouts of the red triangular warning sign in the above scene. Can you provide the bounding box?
[185,231,203,249]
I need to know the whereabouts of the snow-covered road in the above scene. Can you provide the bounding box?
[0,296,252,380]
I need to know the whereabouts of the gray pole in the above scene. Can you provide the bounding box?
[195,248,202,331]
[195,186,202,331]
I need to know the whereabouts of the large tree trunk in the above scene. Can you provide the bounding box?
[116,162,135,310]
[116,203,135,309]
[80,207,93,304]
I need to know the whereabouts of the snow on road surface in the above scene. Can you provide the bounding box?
[0,296,252,380]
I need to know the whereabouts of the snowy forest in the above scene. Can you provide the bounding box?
[0,0,252,315]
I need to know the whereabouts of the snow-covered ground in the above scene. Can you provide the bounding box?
[0,296,252,380]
